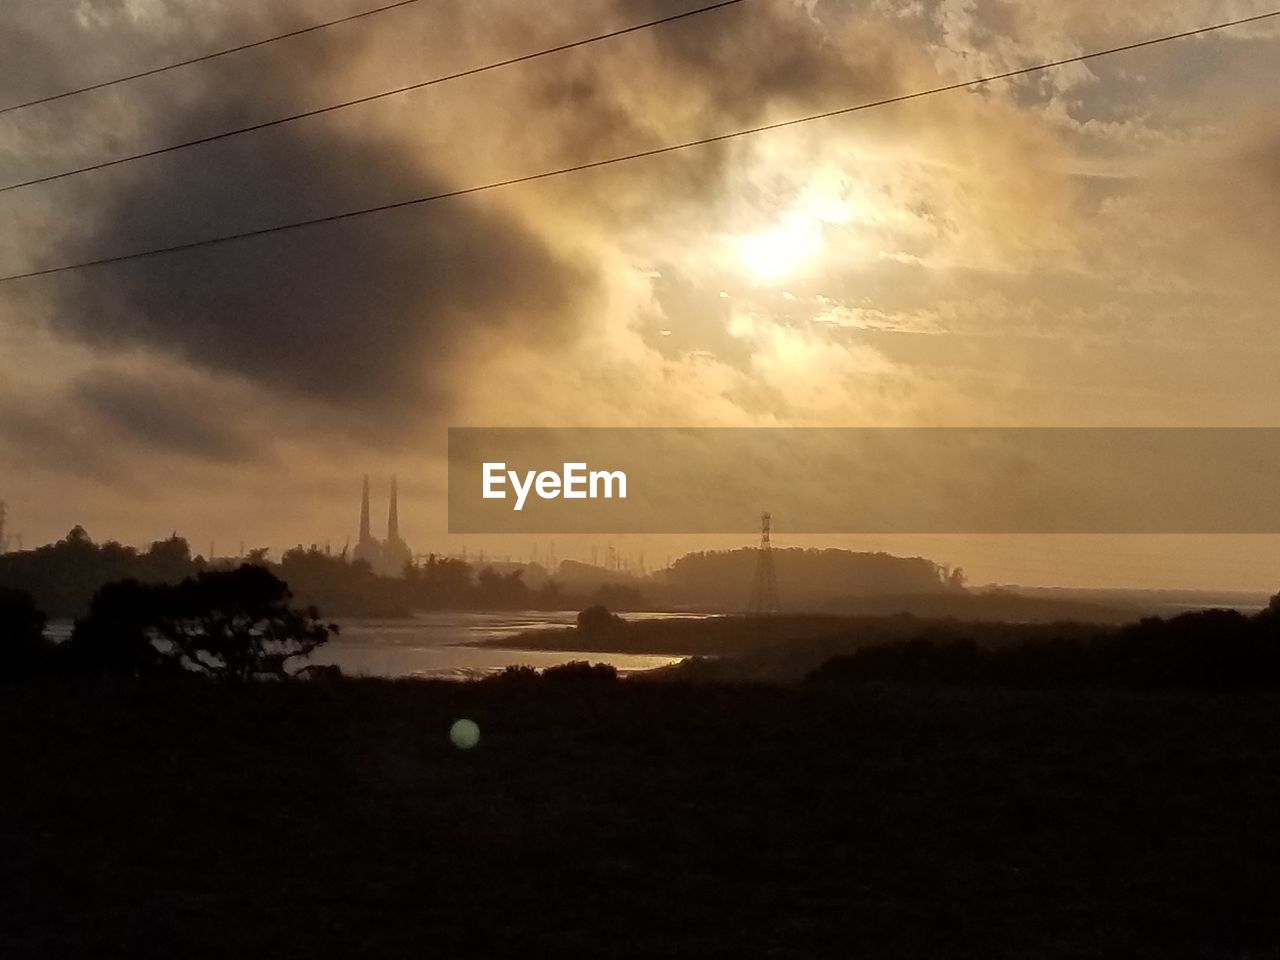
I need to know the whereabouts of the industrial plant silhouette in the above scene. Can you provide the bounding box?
[352,476,412,577]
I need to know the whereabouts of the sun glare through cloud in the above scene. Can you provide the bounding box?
[736,212,825,283]
[731,173,867,285]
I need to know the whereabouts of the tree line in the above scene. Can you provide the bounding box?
[0,528,644,619]
[806,597,1280,691]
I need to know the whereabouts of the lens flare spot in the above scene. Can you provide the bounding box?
[450,718,480,750]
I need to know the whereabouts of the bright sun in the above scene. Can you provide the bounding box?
[736,212,825,283]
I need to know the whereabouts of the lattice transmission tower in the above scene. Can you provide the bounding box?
[747,511,780,615]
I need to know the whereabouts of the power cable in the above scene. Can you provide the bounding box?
[0,0,748,194]
[1,8,1275,285]
[0,0,427,117]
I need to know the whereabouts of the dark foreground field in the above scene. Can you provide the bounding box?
[4,679,1280,959]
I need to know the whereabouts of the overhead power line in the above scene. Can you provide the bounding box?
[1,8,1276,286]
[0,0,748,194]
[0,0,427,117]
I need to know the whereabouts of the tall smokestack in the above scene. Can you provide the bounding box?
[388,476,399,542]
[359,475,371,543]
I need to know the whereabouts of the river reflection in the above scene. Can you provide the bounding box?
[314,610,702,679]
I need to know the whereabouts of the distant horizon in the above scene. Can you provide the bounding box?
[5,521,1279,598]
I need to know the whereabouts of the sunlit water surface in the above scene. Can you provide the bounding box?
[314,610,698,679]
[44,610,699,679]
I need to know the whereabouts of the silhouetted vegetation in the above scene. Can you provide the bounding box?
[5,678,1280,958]
[0,586,53,678]
[2,531,1159,621]
[0,526,200,619]
[813,586,1133,622]
[277,546,406,617]
[486,660,619,686]
[61,565,334,680]
[807,598,1280,691]
[663,546,963,608]
[491,610,1106,678]
[289,546,640,614]
[540,660,619,683]
[576,603,629,641]
[5,543,1280,955]
[0,530,653,619]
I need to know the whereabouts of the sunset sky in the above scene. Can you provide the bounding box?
[2,0,1279,588]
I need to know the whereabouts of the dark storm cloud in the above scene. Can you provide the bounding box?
[12,0,596,427]
[44,123,594,412]
[72,369,252,461]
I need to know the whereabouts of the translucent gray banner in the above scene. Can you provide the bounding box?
[448,428,1280,533]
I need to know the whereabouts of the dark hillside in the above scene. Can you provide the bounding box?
[4,679,1280,958]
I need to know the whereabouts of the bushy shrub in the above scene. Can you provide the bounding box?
[576,605,627,639]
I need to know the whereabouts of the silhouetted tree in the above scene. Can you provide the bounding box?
[572,606,634,657]
[68,565,335,680]
[0,587,53,678]
[488,664,539,684]
[159,566,335,679]
[143,534,192,573]
[540,660,618,683]
[475,566,530,608]
[577,605,627,637]
[278,545,405,618]
[62,579,171,676]
[534,578,567,609]
[0,527,197,618]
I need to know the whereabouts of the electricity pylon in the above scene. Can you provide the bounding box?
[747,511,780,615]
